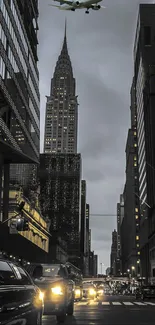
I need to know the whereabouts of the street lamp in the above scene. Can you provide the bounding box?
[100,263,104,274]
[131,266,135,278]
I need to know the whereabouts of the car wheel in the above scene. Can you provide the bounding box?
[56,311,66,323]
[33,311,42,325]
[67,300,74,316]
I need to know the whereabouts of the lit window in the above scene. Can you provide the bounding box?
[136,236,139,240]
[134,163,137,167]
[135,215,138,219]
[138,252,140,255]
[135,208,138,212]
[134,131,137,136]
[137,244,139,247]
[134,156,137,161]
[134,143,137,147]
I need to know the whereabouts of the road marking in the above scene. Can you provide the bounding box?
[134,302,146,306]
[102,302,110,305]
[123,302,134,305]
[89,301,99,306]
[77,302,88,305]
[145,302,155,305]
[111,302,122,305]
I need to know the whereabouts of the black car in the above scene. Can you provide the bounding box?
[135,285,155,300]
[26,263,75,323]
[0,259,43,325]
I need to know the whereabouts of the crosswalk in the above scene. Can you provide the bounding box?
[75,300,155,307]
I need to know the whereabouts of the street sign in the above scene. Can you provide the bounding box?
[9,218,18,234]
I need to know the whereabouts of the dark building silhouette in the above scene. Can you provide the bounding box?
[40,153,81,266]
[80,180,86,274]
[121,78,140,276]
[133,4,155,281]
[85,203,90,276]
[110,230,117,275]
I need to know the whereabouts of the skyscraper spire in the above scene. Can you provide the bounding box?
[61,18,68,54]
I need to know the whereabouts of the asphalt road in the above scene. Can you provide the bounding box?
[42,295,155,325]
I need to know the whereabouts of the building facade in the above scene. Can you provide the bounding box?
[0,0,40,220]
[44,24,78,154]
[133,4,155,281]
[80,180,86,274]
[85,203,90,276]
[110,230,117,275]
[121,77,140,276]
[40,153,81,266]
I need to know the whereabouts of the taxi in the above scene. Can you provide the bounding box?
[0,259,43,325]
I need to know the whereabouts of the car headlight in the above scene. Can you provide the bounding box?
[75,289,81,296]
[39,291,44,301]
[89,289,96,295]
[51,286,63,295]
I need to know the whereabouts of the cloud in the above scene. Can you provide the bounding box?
[38,0,152,272]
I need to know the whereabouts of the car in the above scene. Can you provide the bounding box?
[26,263,75,323]
[135,285,155,300]
[82,281,97,299]
[0,258,43,325]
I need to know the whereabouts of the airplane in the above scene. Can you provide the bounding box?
[48,0,106,14]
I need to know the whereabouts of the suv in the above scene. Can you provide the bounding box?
[0,259,43,325]
[26,263,75,323]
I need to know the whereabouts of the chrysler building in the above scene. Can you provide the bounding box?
[44,24,78,153]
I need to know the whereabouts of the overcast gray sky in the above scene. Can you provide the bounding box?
[38,0,152,273]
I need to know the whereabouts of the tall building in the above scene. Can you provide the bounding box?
[121,78,140,275]
[133,4,155,281]
[85,203,90,276]
[117,202,121,258]
[40,25,82,267]
[40,153,81,265]
[80,180,86,273]
[0,0,39,220]
[44,23,78,154]
[110,230,117,275]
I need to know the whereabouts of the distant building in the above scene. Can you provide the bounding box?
[110,230,117,275]
[80,180,86,274]
[93,255,98,276]
[106,267,111,276]
[44,24,78,154]
[40,153,81,266]
[85,204,90,276]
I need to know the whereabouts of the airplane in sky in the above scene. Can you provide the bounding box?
[49,0,106,14]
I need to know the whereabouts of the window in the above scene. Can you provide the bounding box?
[136,236,139,240]
[0,261,16,284]
[17,267,32,285]
[144,26,151,46]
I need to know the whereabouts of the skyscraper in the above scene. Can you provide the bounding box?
[80,180,86,274]
[0,0,39,219]
[110,230,117,275]
[40,24,81,266]
[133,4,155,281]
[44,23,78,154]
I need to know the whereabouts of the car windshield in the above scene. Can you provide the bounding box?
[0,261,16,285]
[42,264,60,277]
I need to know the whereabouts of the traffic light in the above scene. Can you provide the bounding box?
[16,218,29,231]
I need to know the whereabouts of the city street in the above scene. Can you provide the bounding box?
[42,296,155,324]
